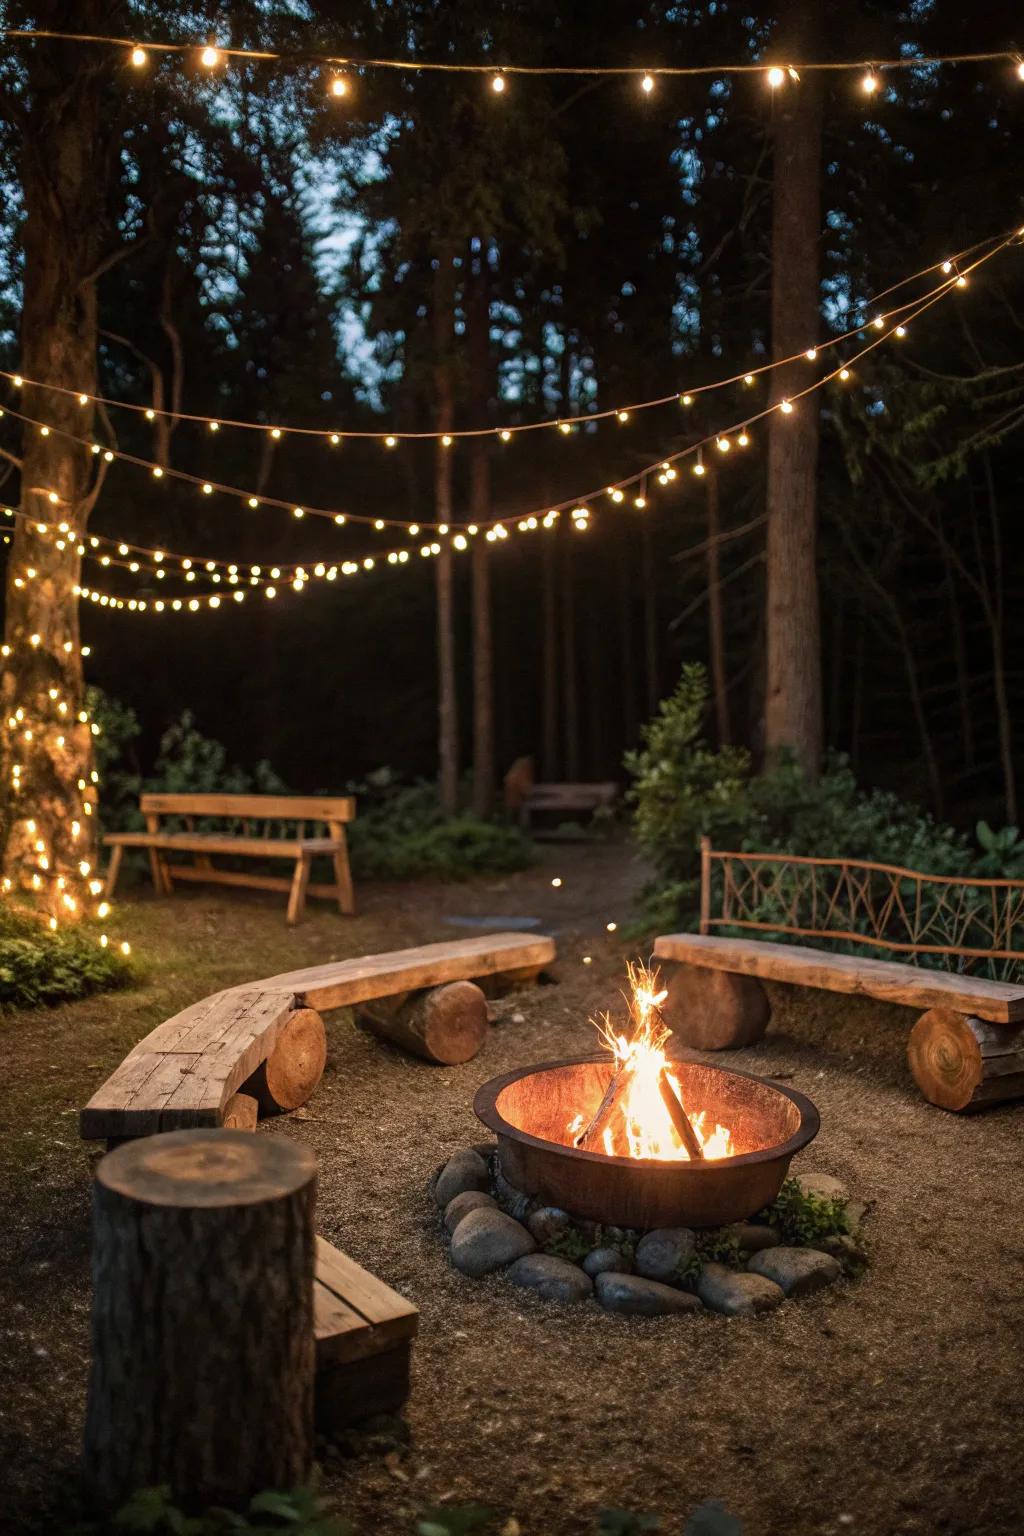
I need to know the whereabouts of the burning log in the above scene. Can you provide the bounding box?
[574,1064,635,1152]
[657,1068,705,1161]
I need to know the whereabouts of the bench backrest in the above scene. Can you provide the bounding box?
[525,782,617,809]
[140,792,355,824]
[699,837,1024,977]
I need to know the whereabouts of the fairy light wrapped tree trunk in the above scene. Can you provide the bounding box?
[0,6,120,924]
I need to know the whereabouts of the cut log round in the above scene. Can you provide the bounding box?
[245,1007,326,1115]
[360,980,488,1065]
[84,1129,317,1510]
[660,961,771,1051]
[221,1091,259,1131]
[908,1008,1024,1111]
[475,964,543,998]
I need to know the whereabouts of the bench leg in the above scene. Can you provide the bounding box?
[104,844,123,898]
[286,852,312,925]
[148,848,174,897]
[331,828,355,916]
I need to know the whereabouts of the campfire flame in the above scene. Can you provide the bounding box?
[567,961,734,1162]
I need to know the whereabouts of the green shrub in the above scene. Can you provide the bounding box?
[625,663,1013,939]
[762,1177,851,1246]
[346,782,536,882]
[0,901,133,1011]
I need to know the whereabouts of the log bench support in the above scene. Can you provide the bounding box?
[653,932,1024,1112]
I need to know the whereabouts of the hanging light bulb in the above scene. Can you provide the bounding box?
[330,74,349,98]
[200,45,221,68]
[861,69,879,95]
[130,46,147,68]
[491,72,507,94]
[766,66,786,89]
[641,73,655,94]
[1017,59,1024,82]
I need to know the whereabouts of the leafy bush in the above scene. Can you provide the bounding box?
[762,1178,851,1246]
[346,781,536,882]
[0,901,133,1011]
[626,663,1016,937]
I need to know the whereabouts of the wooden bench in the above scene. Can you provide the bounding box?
[314,1236,419,1430]
[79,931,556,1143]
[503,755,617,834]
[103,792,356,924]
[654,932,1024,1111]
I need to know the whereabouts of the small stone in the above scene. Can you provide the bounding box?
[748,1246,841,1297]
[527,1206,572,1245]
[582,1246,632,1279]
[470,1141,497,1165]
[595,1272,702,1317]
[434,1149,490,1208]
[843,1197,870,1232]
[808,1234,866,1267]
[634,1227,696,1284]
[450,1208,536,1278]
[506,1254,593,1303]
[794,1172,847,1203]
[444,1190,498,1234]
[697,1262,784,1317]
[723,1221,782,1255]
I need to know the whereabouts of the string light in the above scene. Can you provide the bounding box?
[130,45,146,67]
[491,72,506,94]
[640,73,655,94]
[329,73,349,98]
[861,69,879,94]
[766,66,786,89]
[200,45,221,68]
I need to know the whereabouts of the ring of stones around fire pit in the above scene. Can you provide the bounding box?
[434,1149,870,1317]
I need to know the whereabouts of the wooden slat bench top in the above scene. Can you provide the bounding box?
[103,832,345,857]
[139,791,355,821]
[256,931,556,1013]
[313,1236,418,1369]
[80,932,555,1141]
[653,933,1024,1024]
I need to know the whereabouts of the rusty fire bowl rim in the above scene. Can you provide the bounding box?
[473,1055,820,1172]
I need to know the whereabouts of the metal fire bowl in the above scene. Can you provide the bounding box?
[474,1057,820,1230]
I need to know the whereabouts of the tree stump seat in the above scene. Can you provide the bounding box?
[653,932,1024,1112]
[80,932,556,1143]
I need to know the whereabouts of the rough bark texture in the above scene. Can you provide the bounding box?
[84,1130,317,1510]
[359,980,489,1065]
[706,471,731,745]
[244,1007,327,1114]
[0,5,125,900]
[541,527,559,778]
[908,1009,1024,1112]
[434,257,459,815]
[468,248,495,816]
[763,0,824,773]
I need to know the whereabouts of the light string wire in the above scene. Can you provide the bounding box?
[0,227,1014,443]
[5,227,1016,617]
[1,237,1015,543]
[6,29,1024,79]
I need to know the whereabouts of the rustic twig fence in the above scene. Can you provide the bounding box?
[699,838,1024,979]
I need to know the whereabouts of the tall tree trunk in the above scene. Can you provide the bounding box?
[763,0,824,773]
[979,454,1016,824]
[617,521,637,749]
[706,471,731,746]
[468,243,494,816]
[541,523,559,778]
[560,520,580,778]
[0,8,122,916]
[434,257,458,814]
[641,512,659,714]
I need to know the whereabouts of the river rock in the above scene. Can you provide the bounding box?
[527,1206,572,1245]
[748,1246,841,1297]
[634,1227,696,1284]
[808,1233,866,1267]
[697,1262,785,1317]
[582,1246,632,1278]
[506,1254,593,1303]
[843,1198,870,1232]
[444,1190,498,1235]
[795,1172,847,1203]
[723,1221,782,1255]
[595,1273,702,1317]
[435,1149,490,1208]
[450,1208,536,1278]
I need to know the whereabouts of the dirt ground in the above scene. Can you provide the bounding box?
[1,841,1022,1536]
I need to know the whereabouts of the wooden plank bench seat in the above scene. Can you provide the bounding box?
[103,792,356,924]
[314,1236,418,1429]
[653,931,1024,1112]
[80,931,556,1143]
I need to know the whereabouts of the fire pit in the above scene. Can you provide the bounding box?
[473,962,818,1229]
[474,1055,818,1229]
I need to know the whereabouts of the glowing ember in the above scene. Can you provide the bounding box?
[567,962,734,1162]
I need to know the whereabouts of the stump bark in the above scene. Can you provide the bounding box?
[245,1008,326,1114]
[908,1008,1024,1111]
[84,1129,317,1510]
[359,980,488,1064]
[660,962,771,1051]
